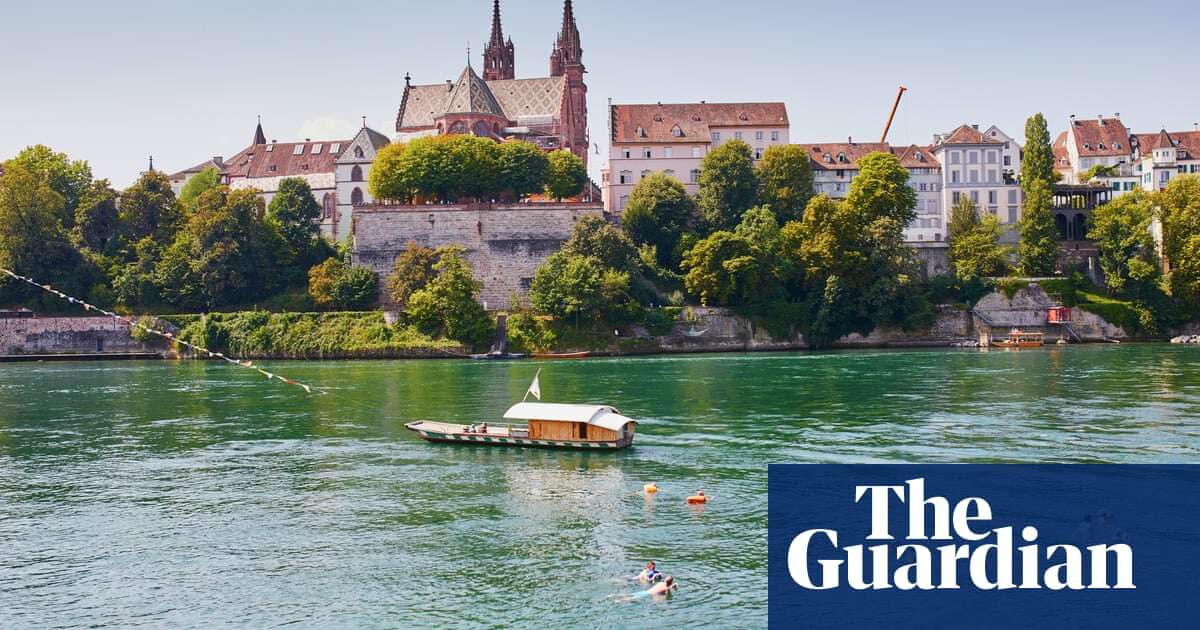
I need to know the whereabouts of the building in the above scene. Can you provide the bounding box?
[797,140,942,242]
[930,124,1023,238]
[1131,127,1200,192]
[603,102,789,214]
[1058,114,1138,195]
[395,0,589,167]
[334,126,391,241]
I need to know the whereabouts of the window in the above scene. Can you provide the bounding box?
[322,193,334,219]
[1112,181,1121,191]
[641,170,651,179]
[986,170,996,183]
[951,170,960,183]
[969,170,979,183]
[351,187,364,205]
[643,149,652,159]
[664,169,675,179]
[268,164,277,172]
[619,195,629,210]
[619,170,632,184]
[351,165,363,182]
[664,147,673,158]
[1008,190,1017,204]
[692,147,701,158]
[354,146,366,159]
[623,149,631,159]
[950,151,961,164]
[689,169,700,183]
[292,145,305,155]
[1003,155,1011,167]
[755,131,764,140]
[970,191,979,203]
[449,121,467,134]
[952,191,962,202]
[1008,206,1018,224]
[312,143,323,154]
[671,125,683,137]
[473,121,491,136]
[986,151,997,164]
[988,191,997,204]
[771,131,780,142]
[968,151,979,164]
[734,131,743,140]
[711,132,721,142]
[754,148,763,160]
[265,144,274,152]
[330,143,341,153]
[635,126,645,137]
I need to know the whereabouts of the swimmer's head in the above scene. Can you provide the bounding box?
[646,561,655,569]
[664,576,674,587]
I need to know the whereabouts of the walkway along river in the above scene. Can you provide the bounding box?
[2,345,1198,627]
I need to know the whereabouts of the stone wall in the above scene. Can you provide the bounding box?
[0,316,154,355]
[971,283,1127,342]
[352,202,605,309]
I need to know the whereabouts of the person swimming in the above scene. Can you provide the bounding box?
[648,575,677,597]
[633,561,661,583]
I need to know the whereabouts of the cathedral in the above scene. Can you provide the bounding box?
[395,0,590,168]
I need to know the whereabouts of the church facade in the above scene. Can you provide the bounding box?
[395,0,590,168]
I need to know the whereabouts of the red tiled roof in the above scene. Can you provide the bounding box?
[1069,117,1129,157]
[1134,129,1200,160]
[796,142,890,170]
[223,139,349,180]
[938,124,1000,146]
[169,157,225,181]
[890,144,940,168]
[611,102,789,144]
[1052,131,1072,171]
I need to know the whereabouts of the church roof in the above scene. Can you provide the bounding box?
[445,65,505,117]
[397,74,566,131]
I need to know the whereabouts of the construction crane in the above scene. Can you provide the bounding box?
[880,85,907,143]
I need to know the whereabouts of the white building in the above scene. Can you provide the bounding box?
[930,124,1023,238]
[1131,127,1200,192]
[603,101,790,214]
[1058,114,1138,195]
[333,126,391,241]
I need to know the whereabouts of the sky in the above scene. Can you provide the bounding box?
[1,0,1196,188]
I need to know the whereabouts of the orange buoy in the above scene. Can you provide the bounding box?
[644,483,658,494]
[686,490,707,504]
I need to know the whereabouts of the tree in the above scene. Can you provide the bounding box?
[1081,164,1119,183]
[3,145,93,228]
[308,258,378,310]
[620,172,695,268]
[120,170,182,244]
[1088,192,1159,295]
[544,150,587,200]
[448,135,500,200]
[947,195,981,244]
[154,187,283,310]
[178,167,222,210]
[405,246,493,348]
[529,251,605,323]
[0,164,85,303]
[843,151,917,226]
[562,214,637,272]
[73,180,120,252]
[1018,178,1059,275]
[680,231,763,307]
[1157,175,1200,303]
[368,142,414,202]
[497,141,549,200]
[267,177,322,261]
[386,242,440,307]
[756,144,813,223]
[697,139,757,230]
[1022,113,1054,190]
[949,214,1009,279]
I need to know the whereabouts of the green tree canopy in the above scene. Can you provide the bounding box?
[561,214,637,272]
[267,177,322,261]
[3,144,93,228]
[697,139,757,230]
[120,170,182,245]
[681,230,765,307]
[1088,192,1159,295]
[449,135,501,200]
[755,144,814,223]
[843,151,917,226]
[385,242,444,307]
[178,167,223,210]
[73,180,121,253]
[1018,178,1059,275]
[497,141,549,200]
[1022,113,1054,190]
[368,142,413,202]
[947,195,981,244]
[544,150,588,200]
[1157,175,1200,303]
[308,258,378,310]
[620,172,695,269]
[405,246,493,348]
[949,214,1010,279]
[0,164,86,303]
[529,251,605,322]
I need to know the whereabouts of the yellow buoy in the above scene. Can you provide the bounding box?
[644,483,658,494]
[687,490,707,504]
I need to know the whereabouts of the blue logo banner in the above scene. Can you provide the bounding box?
[768,465,1200,629]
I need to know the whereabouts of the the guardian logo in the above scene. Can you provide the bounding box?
[787,478,1135,591]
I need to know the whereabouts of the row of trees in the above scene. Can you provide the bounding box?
[368,136,588,203]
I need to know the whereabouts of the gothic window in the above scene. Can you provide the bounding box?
[449,121,468,134]
[354,146,365,159]
[473,121,492,137]
[351,165,363,182]
[351,187,364,205]
[322,193,334,219]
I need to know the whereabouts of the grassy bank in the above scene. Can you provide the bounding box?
[159,311,462,359]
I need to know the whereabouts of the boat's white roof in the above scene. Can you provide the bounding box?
[503,402,637,432]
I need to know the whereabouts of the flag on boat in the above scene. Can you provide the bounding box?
[527,370,541,401]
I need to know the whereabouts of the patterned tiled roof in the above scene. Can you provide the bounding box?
[610,102,788,144]
[1069,117,1129,157]
[396,74,566,130]
[444,66,505,117]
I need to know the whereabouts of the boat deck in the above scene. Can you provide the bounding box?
[406,421,526,439]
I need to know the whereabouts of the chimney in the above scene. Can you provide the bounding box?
[700,100,706,104]
[305,138,311,142]
[848,135,853,144]
[446,79,452,91]
[972,124,979,130]
[1114,112,1120,118]
[1194,122,1198,131]
[1098,114,1105,125]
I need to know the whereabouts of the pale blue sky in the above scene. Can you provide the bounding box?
[1,0,1195,187]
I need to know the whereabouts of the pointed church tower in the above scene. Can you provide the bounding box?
[482,0,515,81]
[252,116,267,145]
[549,0,588,166]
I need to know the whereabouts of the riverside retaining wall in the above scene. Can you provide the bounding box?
[0,316,154,355]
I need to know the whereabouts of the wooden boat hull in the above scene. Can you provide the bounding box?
[531,351,591,359]
[991,341,1044,348]
[405,421,633,450]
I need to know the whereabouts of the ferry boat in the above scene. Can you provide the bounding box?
[405,402,638,450]
[992,329,1045,348]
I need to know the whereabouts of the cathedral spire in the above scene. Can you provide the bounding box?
[482,0,515,80]
[550,0,583,77]
[252,115,267,145]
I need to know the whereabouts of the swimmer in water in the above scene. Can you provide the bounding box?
[648,575,677,597]
[633,561,660,583]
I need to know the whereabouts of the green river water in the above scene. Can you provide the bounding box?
[2,345,1199,628]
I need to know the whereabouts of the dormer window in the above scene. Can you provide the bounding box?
[1083,143,1091,150]
[691,114,701,121]
[635,126,645,138]
[837,152,848,163]
[330,143,341,153]
[312,143,323,154]
[1114,142,1121,150]
[292,145,305,155]
[1099,143,1106,150]
[738,112,749,121]
[822,153,832,163]
[670,125,683,137]
[354,146,365,159]
[916,152,925,161]
[653,114,663,122]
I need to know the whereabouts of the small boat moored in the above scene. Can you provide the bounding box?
[992,328,1045,348]
[531,350,591,359]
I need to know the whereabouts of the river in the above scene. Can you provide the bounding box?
[2,345,1199,628]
